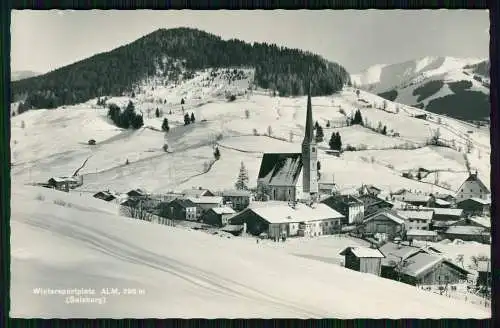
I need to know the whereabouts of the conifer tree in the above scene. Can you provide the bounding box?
[155,108,160,118]
[184,113,191,125]
[214,147,221,160]
[315,125,324,143]
[162,118,170,132]
[235,161,249,190]
[190,112,195,123]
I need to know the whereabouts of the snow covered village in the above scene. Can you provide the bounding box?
[9,10,491,318]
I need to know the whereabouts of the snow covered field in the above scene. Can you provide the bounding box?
[10,77,490,196]
[10,185,490,318]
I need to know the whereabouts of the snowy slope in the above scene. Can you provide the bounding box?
[351,57,489,121]
[10,185,490,318]
[10,74,490,196]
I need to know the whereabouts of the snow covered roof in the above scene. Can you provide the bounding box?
[188,196,223,204]
[182,188,213,197]
[339,247,385,258]
[398,252,470,278]
[211,206,236,215]
[445,226,488,235]
[469,217,491,229]
[222,189,251,197]
[241,202,344,224]
[459,173,490,193]
[49,177,78,183]
[379,243,425,267]
[434,199,451,206]
[364,210,406,225]
[406,229,438,237]
[459,197,491,205]
[426,208,463,217]
[257,153,303,186]
[393,194,431,203]
[396,210,433,222]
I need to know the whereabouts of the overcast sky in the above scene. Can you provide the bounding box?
[11,10,489,74]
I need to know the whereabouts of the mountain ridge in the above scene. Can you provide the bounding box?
[351,56,489,122]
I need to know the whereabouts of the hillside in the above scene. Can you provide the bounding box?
[10,69,490,196]
[11,70,41,81]
[10,184,490,318]
[351,57,490,122]
[11,27,350,110]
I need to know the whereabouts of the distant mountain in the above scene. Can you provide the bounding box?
[11,70,40,81]
[351,57,490,122]
[11,27,351,109]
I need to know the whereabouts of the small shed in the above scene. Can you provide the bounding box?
[201,206,236,227]
[339,246,385,276]
[476,260,491,287]
[362,210,406,240]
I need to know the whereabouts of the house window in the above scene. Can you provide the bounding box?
[312,147,316,152]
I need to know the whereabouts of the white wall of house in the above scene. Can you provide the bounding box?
[404,218,430,230]
[349,204,365,224]
[456,180,490,202]
[186,207,197,221]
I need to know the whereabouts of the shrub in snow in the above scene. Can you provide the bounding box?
[54,199,71,208]
[35,194,45,201]
[227,94,236,102]
[163,144,169,152]
[252,128,258,136]
[245,109,250,119]
[162,118,170,132]
[20,121,25,129]
[190,112,196,123]
[213,147,221,160]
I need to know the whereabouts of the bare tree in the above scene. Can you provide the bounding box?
[120,201,153,221]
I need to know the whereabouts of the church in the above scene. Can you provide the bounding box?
[257,85,318,203]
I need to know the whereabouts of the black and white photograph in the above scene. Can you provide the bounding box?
[9,9,491,318]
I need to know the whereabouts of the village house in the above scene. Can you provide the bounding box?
[362,210,406,240]
[406,229,439,242]
[201,206,236,227]
[222,189,251,211]
[188,196,223,218]
[228,201,344,239]
[456,198,491,217]
[48,176,83,191]
[443,217,491,243]
[318,181,338,195]
[321,194,364,225]
[391,192,431,207]
[431,193,456,203]
[358,184,382,197]
[159,198,198,221]
[455,172,490,202]
[339,246,385,276]
[396,209,433,230]
[257,86,319,203]
[428,195,453,208]
[127,188,147,198]
[357,194,394,217]
[93,191,116,202]
[378,242,469,286]
[476,260,491,287]
[428,208,463,222]
[181,187,215,198]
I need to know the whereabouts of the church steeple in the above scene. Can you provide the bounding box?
[302,80,318,197]
[303,81,314,145]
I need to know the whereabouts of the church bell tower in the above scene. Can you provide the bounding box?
[302,82,318,197]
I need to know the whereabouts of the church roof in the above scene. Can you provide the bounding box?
[258,153,303,186]
[303,83,314,144]
[458,172,490,193]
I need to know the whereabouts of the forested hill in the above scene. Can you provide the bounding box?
[12,27,351,109]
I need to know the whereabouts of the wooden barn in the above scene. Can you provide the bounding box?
[362,210,406,240]
[339,246,385,276]
[406,229,439,242]
[222,189,251,211]
[93,191,116,202]
[201,206,236,227]
[158,199,198,221]
[322,194,364,225]
[357,194,394,217]
[456,198,491,217]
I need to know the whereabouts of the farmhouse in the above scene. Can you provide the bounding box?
[222,189,251,211]
[362,210,406,240]
[188,196,224,217]
[201,206,236,227]
[428,196,453,208]
[392,192,431,207]
[321,194,364,225]
[428,208,463,222]
[257,86,318,203]
[396,209,433,230]
[229,202,344,239]
[48,176,83,191]
[406,229,439,242]
[455,172,490,202]
[159,198,198,221]
[443,217,490,243]
[378,242,469,286]
[357,194,394,217]
[127,188,147,198]
[93,191,116,202]
[339,246,385,276]
[456,198,491,217]
[181,187,215,197]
